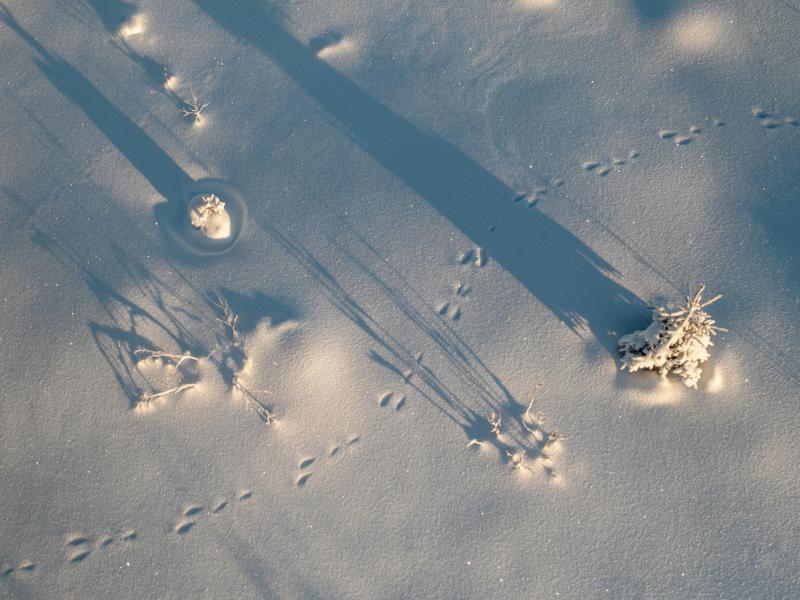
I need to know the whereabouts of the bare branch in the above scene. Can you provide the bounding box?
[212,292,239,339]
[134,349,200,368]
[489,411,502,435]
[137,383,195,406]
[232,376,277,425]
[180,85,209,124]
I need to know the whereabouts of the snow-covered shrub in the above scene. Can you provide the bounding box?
[189,193,231,239]
[618,285,725,388]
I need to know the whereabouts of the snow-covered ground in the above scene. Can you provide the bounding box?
[1,0,798,598]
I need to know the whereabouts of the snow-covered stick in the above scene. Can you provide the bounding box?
[136,383,196,406]
[522,384,545,434]
[213,292,239,340]
[618,285,726,388]
[134,349,200,368]
[232,376,277,425]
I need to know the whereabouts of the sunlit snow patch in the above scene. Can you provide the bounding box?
[518,0,558,9]
[119,13,146,38]
[671,10,728,53]
[310,31,357,61]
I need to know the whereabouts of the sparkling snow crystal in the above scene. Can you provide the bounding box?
[618,285,726,388]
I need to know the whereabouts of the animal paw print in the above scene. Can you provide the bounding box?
[582,150,639,176]
[513,186,548,207]
[295,435,360,488]
[459,247,486,268]
[379,390,406,411]
[1,559,35,579]
[513,176,563,207]
[436,301,461,320]
[751,107,798,129]
[65,534,92,564]
[173,491,250,535]
[436,282,471,321]
[659,124,708,145]
[63,528,137,564]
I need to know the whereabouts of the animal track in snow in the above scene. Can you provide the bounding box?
[458,247,486,268]
[1,490,251,578]
[1,559,35,579]
[513,176,563,208]
[657,118,723,145]
[174,520,195,535]
[379,390,406,411]
[436,301,461,321]
[295,435,361,488]
[581,150,640,177]
[436,282,471,321]
[173,491,251,535]
[121,529,137,542]
[63,528,137,565]
[751,107,799,129]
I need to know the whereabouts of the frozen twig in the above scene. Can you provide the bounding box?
[134,349,199,368]
[522,384,545,434]
[488,411,502,436]
[180,85,209,123]
[213,292,239,340]
[232,376,277,425]
[137,383,195,406]
[505,450,533,473]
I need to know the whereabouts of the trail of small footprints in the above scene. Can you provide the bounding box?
[0,527,138,578]
[513,177,563,208]
[1,488,253,580]
[0,560,35,579]
[751,107,799,129]
[658,118,723,145]
[582,150,640,176]
[447,249,484,323]
[62,529,137,564]
[295,435,361,488]
[173,490,251,536]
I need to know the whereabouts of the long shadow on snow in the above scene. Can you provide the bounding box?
[190,0,645,355]
[629,0,687,23]
[29,221,284,412]
[29,226,208,406]
[0,6,215,261]
[266,225,556,468]
[0,6,191,201]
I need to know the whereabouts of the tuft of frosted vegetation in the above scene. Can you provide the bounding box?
[618,285,726,388]
[189,193,231,239]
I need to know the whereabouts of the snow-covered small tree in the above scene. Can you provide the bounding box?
[618,285,726,388]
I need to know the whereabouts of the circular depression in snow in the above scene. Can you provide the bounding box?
[162,179,247,255]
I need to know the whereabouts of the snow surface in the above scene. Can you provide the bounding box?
[1,0,798,598]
